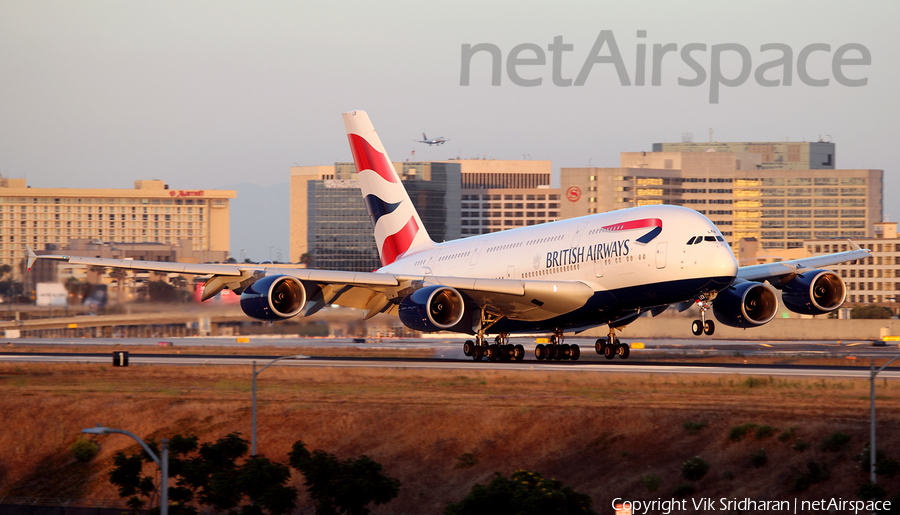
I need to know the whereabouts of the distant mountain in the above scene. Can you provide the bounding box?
[215,182,290,263]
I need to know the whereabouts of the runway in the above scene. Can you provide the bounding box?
[3,347,900,379]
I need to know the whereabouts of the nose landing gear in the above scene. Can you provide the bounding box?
[691,299,715,336]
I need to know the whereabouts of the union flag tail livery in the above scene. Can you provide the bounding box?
[342,110,434,266]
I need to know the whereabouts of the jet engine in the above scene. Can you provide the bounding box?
[781,270,846,315]
[398,285,466,332]
[713,280,779,328]
[240,275,306,320]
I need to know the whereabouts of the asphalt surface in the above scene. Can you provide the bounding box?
[1,336,899,378]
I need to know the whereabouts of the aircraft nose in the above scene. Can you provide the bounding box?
[714,244,739,284]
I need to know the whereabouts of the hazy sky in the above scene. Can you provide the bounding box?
[1,1,898,257]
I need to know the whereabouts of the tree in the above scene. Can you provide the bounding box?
[444,470,595,515]
[851,305,893,319]
[107,433,297,515]
[289,440,400,515]
[300,253,313,267]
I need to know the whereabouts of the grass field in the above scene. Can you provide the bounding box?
[2,357,900,513]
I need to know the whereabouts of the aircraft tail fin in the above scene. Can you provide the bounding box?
[422,133,427,141]
[342,110,434,267]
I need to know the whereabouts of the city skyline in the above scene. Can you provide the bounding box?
[1,2,896,260]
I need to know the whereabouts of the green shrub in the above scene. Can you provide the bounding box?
[754,425,776,440]
[856,482,887,501]
[729,423,757,442]
[681,456,710,481]
[792,460,829,491]
[70,438,99,463]
[683,420,708,435]
[792,438,811,452]
[820,432,851,452]
[778,427,796,442]
[792,473,811,492]
[455,452,478,469]
[851,305,893,319]
[445,470,595,515]
[641,474,661,492]
[750,449,768,468]
[673,483,695,498]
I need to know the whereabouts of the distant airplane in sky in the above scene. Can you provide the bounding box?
[27,111,867,362]
[415,133,449,146]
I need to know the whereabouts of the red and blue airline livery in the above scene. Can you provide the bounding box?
[27,110,869,362]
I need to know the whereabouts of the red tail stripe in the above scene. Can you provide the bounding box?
[602,218,663,232]
[380,216,419,266]
[347,134,398,184]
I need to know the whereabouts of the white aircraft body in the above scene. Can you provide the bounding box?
[27,111,869,361]
[416,133,449,146]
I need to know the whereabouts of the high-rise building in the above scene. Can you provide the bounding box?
[652,141,835,170]
[804,222,900,313]
[0,179,234,278]
[561,146,882,251]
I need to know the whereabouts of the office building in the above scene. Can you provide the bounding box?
[0,179,235,278]
[561,145,882,250]
[804,221,900,311]
[653,141,835,170]
[290,159,558,270]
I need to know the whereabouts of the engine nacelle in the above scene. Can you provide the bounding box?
[781,270,846,315]
[240,275,306,321]
[713,280,779,328]
[398,285,466,332]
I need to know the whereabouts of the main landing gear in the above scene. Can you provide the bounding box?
[691,299,715,336]
[462,333,525,362]
[594,325,630,360]
[534,329,581,361]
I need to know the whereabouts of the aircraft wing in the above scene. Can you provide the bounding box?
[26,246,594,321]
[736,240,870,283]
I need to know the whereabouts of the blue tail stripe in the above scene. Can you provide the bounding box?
[364,194,402,227]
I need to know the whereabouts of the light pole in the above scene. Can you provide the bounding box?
[870,355,900,485]
[252,354,308,455]
[82,425,168,515]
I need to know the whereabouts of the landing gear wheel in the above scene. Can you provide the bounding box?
[463,340,475,357]
[499,344,511,361]
[703,320,715,336]
[560,344,571,360]
[513,344,525,361]
[535,344,546,360]
[603,343,616,360]
[691,320,703,336]
[595,338,604,355]
[486,344,499,361]
[570,344,581,361]
[473,345,484,361]
[617,343,630,359]
[548,345,559,360]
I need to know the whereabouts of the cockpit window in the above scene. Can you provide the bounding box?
[686,237,696,245]
[715,236,725,242]
[693,237,702,245]
[704,236,716,242]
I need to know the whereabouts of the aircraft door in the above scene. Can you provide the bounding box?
[593,258,603,278]
[507,265,516,279]
[571,222,588,247]
[656,242,668,269]
[469,242,481,266]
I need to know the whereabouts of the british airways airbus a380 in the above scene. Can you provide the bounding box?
[27,111,869,361]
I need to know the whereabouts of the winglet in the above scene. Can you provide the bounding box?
[847,239,863,252]
[26,245,37,271]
